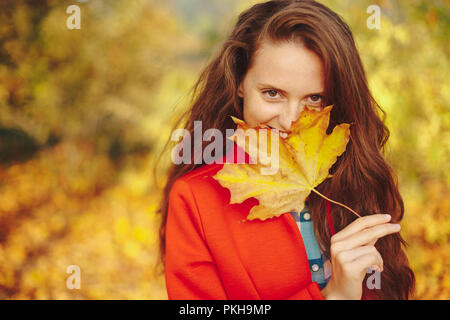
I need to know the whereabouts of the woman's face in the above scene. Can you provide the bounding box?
[238,39,325,136]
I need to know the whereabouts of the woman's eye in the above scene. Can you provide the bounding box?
[308,95,323,103]
[304,95,324,110]
[263,89,280,99]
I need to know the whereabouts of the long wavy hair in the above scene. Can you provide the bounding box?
[155,0,415,299]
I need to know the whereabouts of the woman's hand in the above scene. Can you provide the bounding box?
[321,214,401,300]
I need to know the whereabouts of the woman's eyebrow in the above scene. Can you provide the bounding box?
[257,83,282,89]
[257,83,287,94]
[256,83,324,96]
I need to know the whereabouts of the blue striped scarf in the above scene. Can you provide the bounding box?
[289,201,332,289]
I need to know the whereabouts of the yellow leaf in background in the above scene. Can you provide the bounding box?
[213,105,360,221]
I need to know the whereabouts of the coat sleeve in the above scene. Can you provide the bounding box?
[165,179,228,299]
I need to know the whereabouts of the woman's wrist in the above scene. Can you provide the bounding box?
[321,284,331,299]
[321,282,340,300]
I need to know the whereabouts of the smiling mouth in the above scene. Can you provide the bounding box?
[267,126,290,139]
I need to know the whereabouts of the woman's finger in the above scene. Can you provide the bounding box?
[334,245,379,264]
[331,214,391,242]
[332,223,400,252]
[349,251,384,278]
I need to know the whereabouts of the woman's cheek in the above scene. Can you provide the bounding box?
[244,96,278,125]
[256,101,279,123]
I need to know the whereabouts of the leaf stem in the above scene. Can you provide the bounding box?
[310,188,361,218]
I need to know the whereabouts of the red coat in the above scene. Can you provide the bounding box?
[165,143,336,300]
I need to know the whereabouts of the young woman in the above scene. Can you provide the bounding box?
[157,0,415,299]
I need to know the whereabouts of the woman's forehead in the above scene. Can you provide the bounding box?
[247,39,325,95]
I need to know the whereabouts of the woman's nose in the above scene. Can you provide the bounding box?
[279,102,303,131]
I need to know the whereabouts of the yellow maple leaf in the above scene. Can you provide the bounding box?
[212,105,360,221]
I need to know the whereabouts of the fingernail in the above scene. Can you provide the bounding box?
[393,224,401,230]
[384,214,391,220]
[370,265,380,272]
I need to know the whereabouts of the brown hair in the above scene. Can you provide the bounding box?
[155,0,415,299]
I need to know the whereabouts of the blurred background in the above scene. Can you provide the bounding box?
[0,0,448,299]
